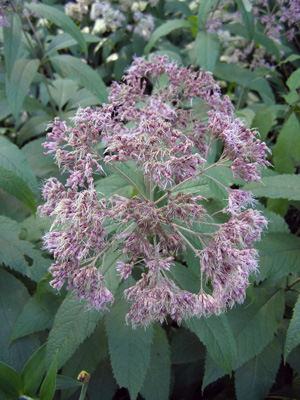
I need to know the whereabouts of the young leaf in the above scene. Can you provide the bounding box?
[235,338,282,400]
[105,290,153,400]
[49,55,108,103]
[0,362,24,398]
[3,13,22,80]
[140,324,171,400]
[26,3,87,55]
[0,167,36,212]
[39,352,58,400]
[5,59,39,119]
[244,174,300,201]
[195,31,220,72]
[144,20,193,54]
[284,294,300,363]
[21,344,46,395]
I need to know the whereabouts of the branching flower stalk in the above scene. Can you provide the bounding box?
[40,55,270,328]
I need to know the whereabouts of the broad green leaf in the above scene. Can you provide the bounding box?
[273,113,300,174]
[235,338,281,400]
[26,3,87,55]
[214,62,275,105]
[39,352,58,400]
[255,233,300,283]
[244,174,300,201]
[287,68,300,90]
[56,375,82,389]
[21,213,53,243]
[0,167,36,212]
[140,324,171,400]
[202,353,227,392]
[185,314,236,374]
[0,269,39,374]
[46,292,102,370]
[95,174,133,199]
[3,13,22,80]
[235,0,254,40]
[0,363,23,398]
[16,115,50,146]
[46,32,100,57]
[171,327,205,365]
[227,287,285,367]
[251,105,278,141]
[86,358,118,400]
[5,59,39,119]
[168,262,200,294]
[21,344,46,395]
[49,79,79,110]
[105,288,153,400]
[284,294,300,362]
[0,136,38,194]
[111,162,146,198]
[10,294,60,344]
[197,0,216,29]
[195,31,220,72]
[49,55,108,103]
[66,88,101,110]
[144,20,193,54]
[165,1,192,18]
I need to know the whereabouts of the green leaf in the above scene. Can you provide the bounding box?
[95,174,133,199]
[195,31,220,72]
[244,174,300,201]
[214,62,274,105]
[5,59,39,119]
[0,136,38,194]
[144,20,193,54]
[168,262,200,294]
[0,167,36,212]
[235,338,282,400]
[16,115,50,146]
[55,375,82,389]
[21,344,46,395]
[3,13,22,80]
[202,353,227,392]
[185,314,236,374]
[287,68,300,90]
[49,55,108,103]
[46,292,102,370]
[111,162,146,198]
[251,105,278,141]
[140,324,171,400]
[0,363,24,398]
[255,233,300,283]
[284,294,300,362]
[197,0,216,29]
[21,213,53,243]
[66,88,101,110]
[10,294,60,344]
[227,288,285,367]
[273,113,300,174]
[171,327,205,365]
[39,352,58,400]
[49,78,79,110]
[105,290,153,400]
[0,269,39,374]
[26,3,87,55]
[87,358,118,400]
[235,0,254,40]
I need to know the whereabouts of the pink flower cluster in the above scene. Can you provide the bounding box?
[40,55,270,328]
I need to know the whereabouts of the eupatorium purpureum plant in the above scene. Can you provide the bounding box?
[39,55,270,328]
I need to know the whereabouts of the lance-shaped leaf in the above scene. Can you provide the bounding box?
[21,344,46,395]
[195,31,220,72]
[0,363,24,398]
[284,294,300,363]
[235,0,254,40]
[3,13,22,80]
[202,352,227,392]
[40,352,58,400]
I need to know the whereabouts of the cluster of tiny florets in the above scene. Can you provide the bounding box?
[40,55,270,328]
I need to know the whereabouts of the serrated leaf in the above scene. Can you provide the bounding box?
[235,338,281,400]
[140,324,171,400]
[0,363,24,398]
[26,3,87,55]
[21,213,53,243]
[105,290,153,400]
[195,31,220,72]
[202,352,227,392]
[87,358,118,400]
[244,174,300,201]
[0,269,39,374]
[112,162,146,198]
[255,233,300,283]
[66,88,101,110]
[284,294,300,362]
[0,167,36,212]
[168,262,200,294]
[95,174,133,199]
[235,0,254,40]
[185,314,236,374]
[49,79,79,110]
[251,105,278,141]
[39,352,58,400]
[273,113,300,174]
[3,13,22,80]
[227,287,285,368]
[144,20,193,54]
[21,344,46,395]
[16,115,50,146]
[0,136,38,194]
[5,59,39,119]
[49,55,108,103]
[46,292,102,370]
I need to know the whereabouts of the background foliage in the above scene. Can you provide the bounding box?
[0,0,300,399]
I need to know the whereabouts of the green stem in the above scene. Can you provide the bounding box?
[78,383,88,400]
[287,277,300,290]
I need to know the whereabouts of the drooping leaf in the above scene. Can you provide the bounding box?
[195,31,220,72]
[227,287,285,368]
[105,288,153,400]
[3,13,22,80]
[39,352,58,400]
[284,294,300,362]
[202,352,227,392]
[26,3,87,55]
[0,136,38,194]
[235,338,282,400]
[140,324,171,400]
[0,362,24,398]
[273,113,300,174]
[144,20,193,54]
[21,344,46,395]
[5,59,39,119]
[49,55,108,103]
[244,174,300,201]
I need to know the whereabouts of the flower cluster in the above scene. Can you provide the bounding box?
[40,55,270,328]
